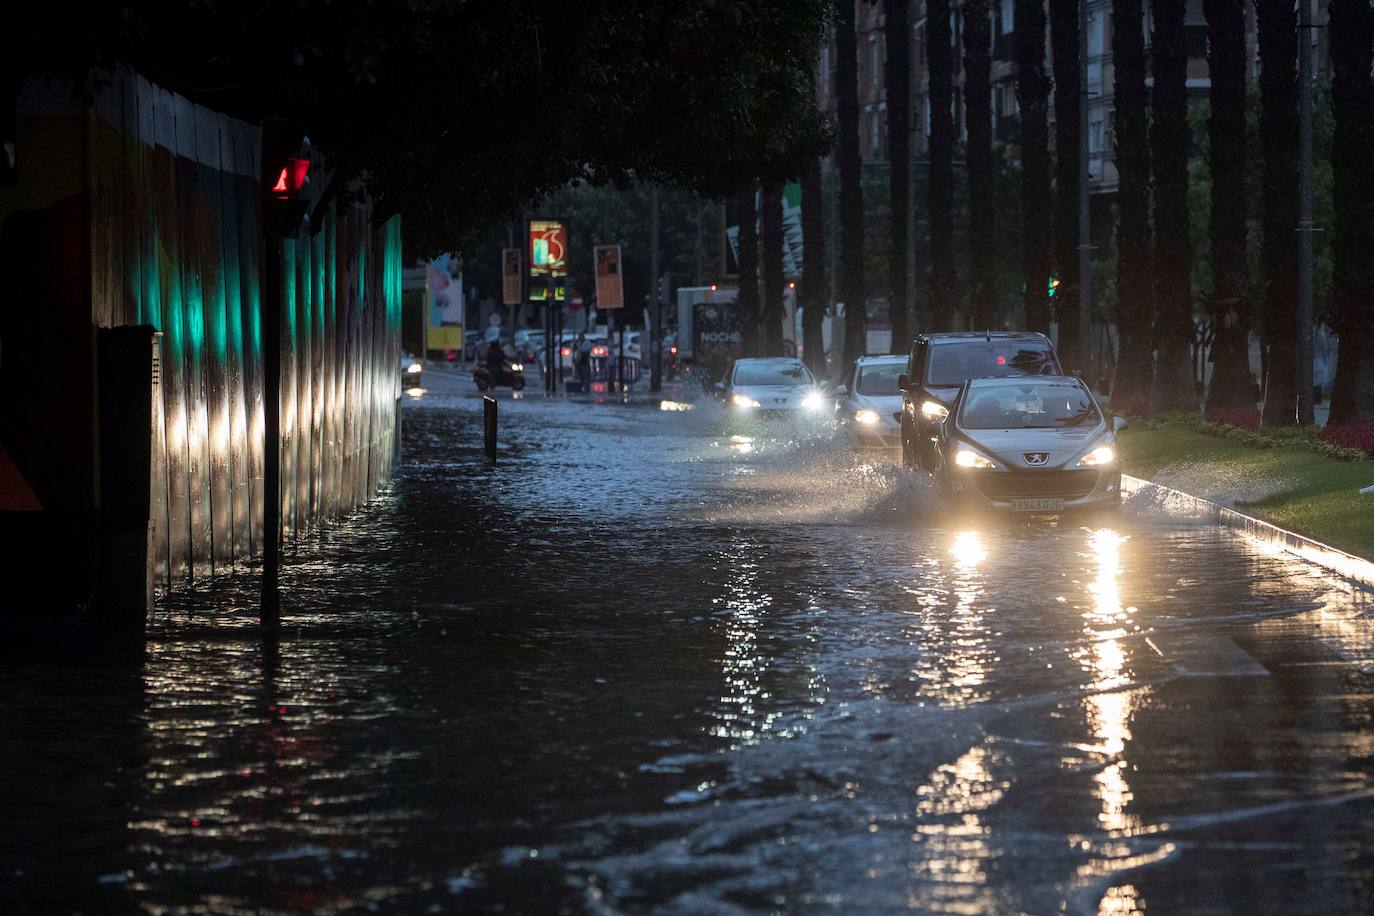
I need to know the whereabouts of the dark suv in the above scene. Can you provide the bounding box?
[899,332,1062,470]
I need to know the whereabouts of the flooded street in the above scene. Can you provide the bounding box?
[5,369,1374,914]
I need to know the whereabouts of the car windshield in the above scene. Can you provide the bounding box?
[926,342,1058,387]
[734,362,813,386]
[857,363,905,395]
[960,383,1101,429]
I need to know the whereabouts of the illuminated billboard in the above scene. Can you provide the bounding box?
[528,219,568,278]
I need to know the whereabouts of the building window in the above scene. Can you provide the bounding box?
[1089,113,1105,152]
[870,34,880,89]
[820,44,829,90]
[1000,0,1014,35]
[868,104,880,153]
[1088,10,1105,57]
[878,101,888,159]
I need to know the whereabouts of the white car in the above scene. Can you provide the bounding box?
[401,353,423,388]
[837,355,905,448]
[716,357,833,419]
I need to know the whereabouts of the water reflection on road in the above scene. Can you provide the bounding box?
[4,381,1374,913]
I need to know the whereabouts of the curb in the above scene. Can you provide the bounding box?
[1122,475,1374,592]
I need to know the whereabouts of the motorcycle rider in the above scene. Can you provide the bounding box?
[485,338,508,381]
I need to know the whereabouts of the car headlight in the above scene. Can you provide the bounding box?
[954,448,996,469]
[802,390,827,410]
[732,394,760,409]
[921,400,949,420]
[406,362,422,373]
[510,363,524,372]
[854,408,881,426]
[1076,444,1116,467]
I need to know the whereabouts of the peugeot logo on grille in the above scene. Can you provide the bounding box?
[1023,452,1049,466]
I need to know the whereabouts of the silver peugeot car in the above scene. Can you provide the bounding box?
[933,375,1124,514]
[838,355,906,448]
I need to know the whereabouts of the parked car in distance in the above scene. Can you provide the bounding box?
[838,355,906,449]
[900,331,1062,470]
[933,375,1123,515]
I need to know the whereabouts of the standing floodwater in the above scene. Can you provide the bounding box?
[4,373,1374,913]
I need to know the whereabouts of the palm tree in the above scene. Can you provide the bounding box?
[1328,0,1374,423]
[1015,0,1052,335]
[1202,0,1253,417]
[1049,0,1081,369]
[1111,0,1153,415]
[884,0,912,352]
[837,0,867,366]
[928,0,955,331]
[964,0,996,332]
[736,188,761,358]
[1150,0,1195,411]
[801,154,827,376]
[760,181,786,355]
[1256,0,1300,426]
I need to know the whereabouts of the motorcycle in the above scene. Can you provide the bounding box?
[473,360,526,392]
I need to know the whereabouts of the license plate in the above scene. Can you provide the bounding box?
[1013,498,1064,512]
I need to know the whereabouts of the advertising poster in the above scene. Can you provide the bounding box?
[501,248,521,305]
[425,253,464,351]
[594,245,623,309]
[528,219,568,277]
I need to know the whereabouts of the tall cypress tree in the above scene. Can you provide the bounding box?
[760,181,786,355]
[1049,0,1081,369]
[801,154,827,376]
[885,0,912,352]
[1015,0,1053,334]
[1328,0,1374,423]
[1202,0,1253,416]
[1111,0,1154,414]
[737,189,761,358]
[837,0,867,366]
[964,0,996,331]
[928,0,956,330]
[1150,0,1196,411]
[1256,0,1300,426]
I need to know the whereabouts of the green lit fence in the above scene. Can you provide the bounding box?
[87,70,402,592]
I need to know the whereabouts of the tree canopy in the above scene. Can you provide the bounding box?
[11,1,832,255]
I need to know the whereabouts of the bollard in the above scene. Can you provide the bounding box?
[483,395,498,464]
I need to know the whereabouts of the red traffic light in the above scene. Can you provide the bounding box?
[271,158,310,197]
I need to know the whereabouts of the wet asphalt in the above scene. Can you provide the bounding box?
[3,365,1374,914]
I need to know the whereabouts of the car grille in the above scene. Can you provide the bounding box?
[974,469,1099,501]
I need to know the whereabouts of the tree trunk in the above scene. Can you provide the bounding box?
[1149,0,1196,412]
[1328,0,1374,423]
[837,0,867,367]
[1111,0,1154,415]
[928,0,956,331]
[760,181,786,356]
[736,189,760,359]
[885,0,911,353]
[1256,0,1300,426]
[964,0,996,332]
[1049,0,1081,370]
[1015,0,1053,335]
[801,155,827,377]
[1202,0,1254,416]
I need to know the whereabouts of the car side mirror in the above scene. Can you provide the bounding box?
[714,381,726,391]
[835,384,848,397]
[1112,415,1128,432]
[898,373,909,391]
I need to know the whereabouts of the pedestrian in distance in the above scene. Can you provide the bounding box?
[575,333,592,392]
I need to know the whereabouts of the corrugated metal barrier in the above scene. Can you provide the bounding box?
[85,70,401,593]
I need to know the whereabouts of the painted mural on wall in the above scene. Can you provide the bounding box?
[83,69,402,592]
